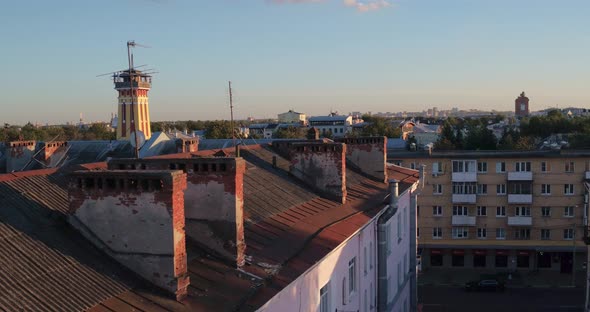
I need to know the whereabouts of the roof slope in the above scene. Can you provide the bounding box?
[0,144,419,312]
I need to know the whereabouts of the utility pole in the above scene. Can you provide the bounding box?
[229,81,238,157]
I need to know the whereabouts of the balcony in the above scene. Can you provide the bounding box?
[586,171,590,180]
[508,216,532,226]
[452,215,476,226]
[508,194,533,204]
[452,172,477,182]
[452,194,477,204]
[507,171,533,181]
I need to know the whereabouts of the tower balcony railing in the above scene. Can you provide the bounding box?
[115,81,151,89]
[507,194,533,204]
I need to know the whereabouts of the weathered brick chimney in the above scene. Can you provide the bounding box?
[6,140,36,172]
[107,157,247,268]
[289,142,347,204]
[335,136,388,183]
[68,170,189,301]
[175,138,199,154]
[39,141,68,166]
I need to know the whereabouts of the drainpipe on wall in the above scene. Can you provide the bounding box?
[377,179,398,312]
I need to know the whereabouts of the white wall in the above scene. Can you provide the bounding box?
[257,185,416,312]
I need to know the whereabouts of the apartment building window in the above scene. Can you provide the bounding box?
[369,242,374,269]
[348,258,356,296]
[541,184,551,195]
[452,205,468,216]
[433,184,443,195]
[370,283,374,310]
[319,281,331,312]
[541,229,551,240]
[515,161,531,172]
[397,214,402,242]
[564,184,574,195]
[477,228,487,239]
[565,161,575,173]
[410,162,417,170]
[417,227,420,238]
[515,206,531,216]
[496,161,506,173]
[452,227,468,239]
[433,206,443,216]
[564,229,575,240]
[432,161,444,175]
[541,206,551,217]
[564,206,575,217]
[433,227,442,239]
[452,160,475,173]
[477,184,488,195]
[496,206,506,217]
[515,228,531,240]
[342,277,347,305]
[363,247,368,276]
[477,162,487,173]
[541,161,550,172]
[477,206,487,216]
[385,224,392,255]
[452,182,476,194]
[496,184,506,195]
[510,182,532,194]
[496,228,506,240]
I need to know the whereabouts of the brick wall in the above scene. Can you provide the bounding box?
[335,136,388,183]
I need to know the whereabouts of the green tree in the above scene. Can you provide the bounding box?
[274,126,306,139]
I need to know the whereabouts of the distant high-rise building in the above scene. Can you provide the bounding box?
[515,91,530,118]
[114,69,152,140]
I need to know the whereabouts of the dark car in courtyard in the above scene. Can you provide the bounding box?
[465,279,505,292]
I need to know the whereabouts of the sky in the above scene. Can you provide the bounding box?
[0,0,588,125]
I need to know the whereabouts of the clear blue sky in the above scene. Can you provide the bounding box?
[0,0,588,124]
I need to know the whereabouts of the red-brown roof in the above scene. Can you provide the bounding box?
[0,144,419,312]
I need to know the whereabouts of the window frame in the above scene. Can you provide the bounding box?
[496,206,506,217]
[319,281,331,312]
[477,206,487,216]
[564,206,575,217]
[541,184,551,195]
[432,205,443,216]
[564,184,574,195]
[541,229,551,240]
[496,228,506,240]
[564,228,574,240]
[348,258,356,297]
[432,227,443,239]
[496,184,507,195]
[477,227,487,239]
[477,162,488,173]
[541,206,551,217]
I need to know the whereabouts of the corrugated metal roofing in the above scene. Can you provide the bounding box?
[0,143,420,312]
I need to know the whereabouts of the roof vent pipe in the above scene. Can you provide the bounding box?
[389,179,399,208]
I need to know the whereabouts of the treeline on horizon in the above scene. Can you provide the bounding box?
[2,110,590,150]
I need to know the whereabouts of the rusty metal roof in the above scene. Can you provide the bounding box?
[0,144,419,312]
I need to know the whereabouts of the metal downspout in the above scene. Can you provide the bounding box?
[377,179,398,312]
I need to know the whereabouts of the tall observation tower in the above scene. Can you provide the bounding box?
[113,68,152,140]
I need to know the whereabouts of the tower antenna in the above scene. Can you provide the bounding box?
[127,40,150,158]
[229,81,238,156]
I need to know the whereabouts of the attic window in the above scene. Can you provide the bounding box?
[201,163,208,172]
[193,164,199,172]
[220,163,227,172]
[211,164,217,172]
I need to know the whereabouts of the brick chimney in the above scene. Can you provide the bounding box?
[176,138,199,154]
[39,141,68,166]
[289,142,346,204]
[107,157,247,268]
[335,136,387,183]
[6,140,36,172]
[68,170,189,301]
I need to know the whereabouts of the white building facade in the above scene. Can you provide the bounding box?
[257,177,419,312]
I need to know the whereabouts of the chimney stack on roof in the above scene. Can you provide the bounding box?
[289,142,347,204]
[6,140,36,172]
[107,157,247,268]
[67,170,190,301]
[335,136,388,183]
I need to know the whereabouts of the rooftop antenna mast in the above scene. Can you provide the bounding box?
[127,40,150,158]
[229,81,239,156]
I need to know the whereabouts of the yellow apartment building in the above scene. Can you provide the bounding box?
[390,150,589,272]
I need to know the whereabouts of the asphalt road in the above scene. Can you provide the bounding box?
[419,285,585,312]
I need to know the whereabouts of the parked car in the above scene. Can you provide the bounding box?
[465,279,505,292]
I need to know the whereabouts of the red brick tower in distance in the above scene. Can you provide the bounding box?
[114,69,152,141]
[515,91,530,118]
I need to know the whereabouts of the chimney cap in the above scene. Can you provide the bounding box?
[388,179,399,184]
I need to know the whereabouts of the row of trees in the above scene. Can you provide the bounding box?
[434,110,590,151]
[1,123,115,143]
